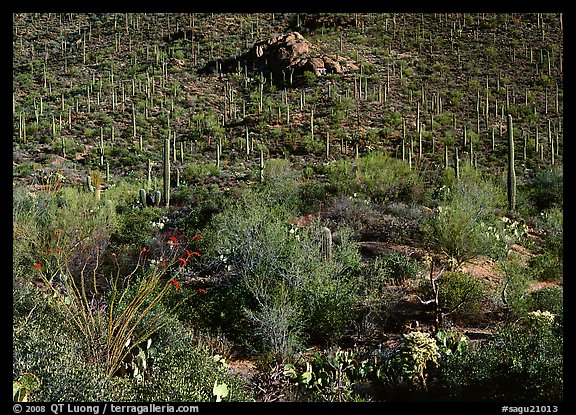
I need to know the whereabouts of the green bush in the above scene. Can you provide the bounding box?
[539,207,563,260]
[357,152,426,205]
[111,205,165,247]
[324,158,362,197]
[201,190,362,358]
[260,157,304,213]
[423,166,511,268]
[528,286,563,318]
[13,290,253,402]
[522,165,563,212]
[437,271,486,314]
[499,259,534,317]
[13,291,118,401]
[371,251,421,285]
[528,251,563,283]
[438,317,563,401]
[115,319,254,401]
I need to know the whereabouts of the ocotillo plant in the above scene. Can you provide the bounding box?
[507,114,516,211]
[163,135,170,208]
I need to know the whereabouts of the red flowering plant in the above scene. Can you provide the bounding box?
[33,230,205,378]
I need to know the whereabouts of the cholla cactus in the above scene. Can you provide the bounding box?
[527,310,556,327]
[399,331,440,390]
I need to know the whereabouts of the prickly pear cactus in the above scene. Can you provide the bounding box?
[13,372,41,402]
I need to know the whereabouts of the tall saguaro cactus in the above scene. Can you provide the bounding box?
[163,135,170,207]
[507,114,516,211]
[321,227,333,263]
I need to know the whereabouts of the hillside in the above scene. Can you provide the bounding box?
[13,13,563,405]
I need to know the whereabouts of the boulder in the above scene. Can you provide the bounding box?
[248,31,345,79]
[200,31,358,84]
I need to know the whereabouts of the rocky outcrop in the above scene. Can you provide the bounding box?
[247,31,354,78]
[200,31,358,84]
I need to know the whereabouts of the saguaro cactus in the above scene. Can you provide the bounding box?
[163,135,170,207]
[140,189,162,207]
[454,147,460,180]
[507,114,516,211]
[139,188,148,207]
[259,149,265,184]
[321,226,333,263]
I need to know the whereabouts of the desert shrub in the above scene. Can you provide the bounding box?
[498,259,534,317]
[13,291,117,401]
[372,251,421,285]
[13,290,253,402]
[174,184,233,235]
[423,166,512,268]
[30,230,194,379]
[299,179,331,214]
[539,207,563,260]
[416,270,486,319]
[324,158,362,197]
[111,205,165,247]
[356,151,426,205]
[521,165,563,212]
[260,157,302,213]
[528,251,563,283]
[437,271,486,314]
[177,277,263,356]
[437,315,563,401]
[114,318,255,402]
[182,161,220,182]
[528,286,563,320]
[201,190,362,358]
[13,184,120,282]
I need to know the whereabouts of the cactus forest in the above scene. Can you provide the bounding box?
[13,13,563,406]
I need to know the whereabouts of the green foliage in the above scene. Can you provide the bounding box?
[435,330,469,358]
[521,166,563,212]
[202,190,362,358]
[324,152,428,205]
[259,158,302,213]
[528,286,563,316]
[182,162,220,182]
[13,373,41,402]
[499,259,534,317]
[438,317,562,401]
[324,158,362,197]
[397,331,440,390]
[283,349,374,401]
[424,165,511,268]
[437,271,486,314]
[34,235,189,378]
[133,320,253,402]
[370,252,421,285]
[13,290,118,401]
[112,205,165,247]
[528,251,563,283]
[357,151,426,205]
[13,289,252,401]
[299,70,317,87]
